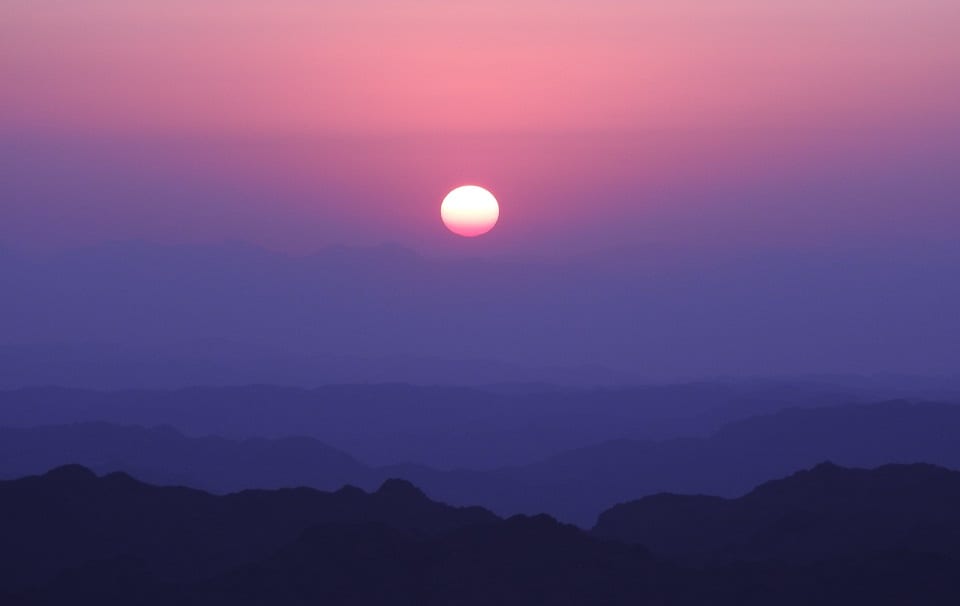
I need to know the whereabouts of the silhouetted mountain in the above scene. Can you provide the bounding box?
[395,399,960,523]
[187,515,674,606]
[0,466,496,591]
[0,422,379,491]
[594,462,960,562]
[5,400,960,525]
[7,465,960,605]
[0,382,908,468]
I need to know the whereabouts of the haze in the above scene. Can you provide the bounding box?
[2,0,959,380]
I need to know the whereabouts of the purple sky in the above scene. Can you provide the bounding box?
[1,1,959,379]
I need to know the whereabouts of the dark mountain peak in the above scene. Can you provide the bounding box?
[748,461,958,504]
[769,460,847,485]
[0,466,498,592]
[504,513,584,537]
[42,464,97,482]
[102,471,144,487]
[594,462,960,562]
[506,513,561,526]
[335,484,367,498]
[809,460,843,473]
[375,478,427,501]
[739,468,847,508]
[502,513,585,538]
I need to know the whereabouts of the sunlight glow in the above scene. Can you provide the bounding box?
[441,185,500,237]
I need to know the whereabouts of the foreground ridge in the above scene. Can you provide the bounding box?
[1,463,960,604]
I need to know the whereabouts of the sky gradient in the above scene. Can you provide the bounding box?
[5,1,960,135]
[2,0,959,255]
[1,1,959,379]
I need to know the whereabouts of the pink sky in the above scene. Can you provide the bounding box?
[4,0,959,135]
[1,0,958,254]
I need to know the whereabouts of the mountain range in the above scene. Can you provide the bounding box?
[594,461,960,562]
[0,465,494,591]
[4,462,960,605]
[0,381,912,469]
[4,398,960,525]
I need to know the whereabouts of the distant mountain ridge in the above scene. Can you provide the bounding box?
[0,422,379,492]
[3,239,959,379]
[393,399,960,523]
[0,381,893,468]
[4,399,960,526]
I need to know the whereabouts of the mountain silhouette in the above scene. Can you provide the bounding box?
[187,515,673,606]
[0,382,925,469]
[5,464,960,605]
[593,462,960,562]
[4,399,960,525]
[0,465,495,591]
[395,399,960,523]
[0,422,379,492]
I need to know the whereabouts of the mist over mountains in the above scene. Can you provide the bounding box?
[2,240,959,380]
[2,203,958,600]
[5,0,959,601]
[3,234,958,598]
[3,381,956,470]
[5,395,960,525]
[0,342,631,390]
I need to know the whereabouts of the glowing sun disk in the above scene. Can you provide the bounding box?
[441,185,499,237]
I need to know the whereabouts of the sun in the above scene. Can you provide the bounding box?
[441,186,500,237]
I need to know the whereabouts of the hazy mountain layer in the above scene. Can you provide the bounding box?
[4,400,960,525]
[0,381,897,468]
